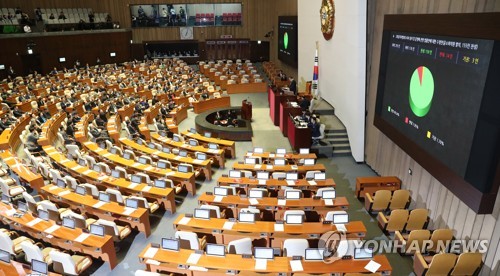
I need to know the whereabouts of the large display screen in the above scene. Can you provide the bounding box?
[278,16,298,67]
[379,31,494,176]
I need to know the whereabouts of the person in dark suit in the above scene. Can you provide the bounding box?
[289,77,297,96]
[299,96,310,111]
[310,119,321,145]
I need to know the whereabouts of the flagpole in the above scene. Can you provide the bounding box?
[312,41,319,100]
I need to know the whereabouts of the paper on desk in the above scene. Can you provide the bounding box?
[186,253,202,264]
[166,171,175,176]
[178,217,191,225]
[266,165,273,170]
[254,164,262,169]
[277,199,287,206]
[248,198,259,205]
[45,224,60,234]
[246,152,252,157]
[189,266,208,271]
[335,224,347,232]
[73,165,83,170]
[286,180,295,186]
[144,166,153,171]
[308,180,317,186]
[27,218,43,227]
[174,156,182,160]
[255,259,267,270]
[223,221,235,230]
[324,199,334,206]
[291,165,298,170]
[98,175,108,181]
[128,183,139,189]
[143,247,158,258]
[75,233,90,243]
[142,186,152,192]
[290,260,304,272]
[58,190,71,197]
[5,209,16,217]
[193,159,203,164]
[258,180,266,185]
[49,185,58,190]
[276,154,285,158]
[213,196,223,202]
[268,154,275,158]
[122,207,135,216]
[364,260,381,273]
[274,223,284,232]
[103,153,112,158]
[93,201,106,208]
[145,259,160,266]
[208,149,219,153]
[82,170,93,175]
[132,163,141,168]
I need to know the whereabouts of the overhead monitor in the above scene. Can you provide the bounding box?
[0,65,5,70]
[285,214,304,224]
[110,52,116,57]
[125,198,139,209]
[229,170,241,178]
[98,192,110,203]
[332,213,349,224]
[90,224,105,237]
[31,259,48,275]
[256,171,269,180]
[62,217,76,229]
[322,189,336,199]
[278,16,298,67]
[206,243,226,257]
[299,148,309,154]
[285,190,301,199]
[59,57,66,62]
[194,208,211,219]
[254,247,274,260]
[161,238,180,251]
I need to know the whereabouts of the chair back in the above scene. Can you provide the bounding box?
[0,232,15,255]
[283,239,309,257]
[200,204,221,218]
[96,219,119,236]
[371,190,392,211]
[450,252,483,276]
[227,238,252,255]
[427,253,457,276]
[405,230,431,254]
[21,241,44,263]
[175,231,200,250]
[428,229,454,253]
[305,170,321,179]
[389,190,410,210]
[316,188,335,198]
[405,209,428,231]
[106,188,125,203]
[50,251,77,275]
[325,210,347,222]
[272,172,286,179]
[386,209,409,232]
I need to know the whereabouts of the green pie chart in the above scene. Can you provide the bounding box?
[409,66,434,117]
[284,32,288,50]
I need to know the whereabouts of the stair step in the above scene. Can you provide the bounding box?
[325,132,348,138]
[314,109,335,116]
[332,143,351,151]
[324,129,346,134]
[332,149,352,157]
[326,137,349,143]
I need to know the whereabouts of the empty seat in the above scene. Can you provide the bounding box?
[94,219,132,241]
[377,209,409,233]
[413,252,457,276]
[175,231,206,250]
[405,209,429,231]
[199,204,225,218]
[0,231,34,256]
[365,190,391,213]
[21,241,57,264]
[395,229,431,255]
[49,250,92,276]
[388,189,411,210]
[428,229,454,254]
[227,238,252,255]
[283,239,309,257]
[450,252,483,275]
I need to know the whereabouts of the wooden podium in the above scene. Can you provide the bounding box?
[241,99,252,120]
[287,115,312,151]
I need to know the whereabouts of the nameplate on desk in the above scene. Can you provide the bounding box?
[245,152,252,157]
[174,156,182,160]
[128,183,139,189]
[153,151,161,155]
[213,196,223,202]
[324,199,334,206]
[48,186,58,191]
[267,165,273,170]
[308,180,317,186]
[144,166,153,171]
[291,165,298,170]
[142,186,152,192]
[248,198,259,205]
[143,247,158,258]
[145,259,160,266]
[268,153,275,158]
[208,149,219,153]
[335,224,347,232]
[95,148,103,153]
[98,175,108,181]
[166,171,175,176]
[178,217,191,225]
[254,164,262,169]
[45,224,60,234]
[103,153,112,158]
[73,165,83,170]
[4,209,16,217]
[186,253,202,265]
[75,233,90,243]
[258,179,266,185]
[274,223,284,232]
[132,163,141,168]
[27,218,43,227]
[286,180,295,186]
[122,207,135,216]
[223,221,234,230]
[93,201,106,208]
[255,259,267,270]
[82,170,93,175]
[60,159,70,164]
[57,190,71,197]
[290,259,304,272]
[193,159,203,164]
[277,199,287,206]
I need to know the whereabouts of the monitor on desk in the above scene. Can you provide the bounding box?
[333,213,349,224]
[238,211,256,223]
[204,132,212,138]
[161,238,180,251]
[17,201,27,213]
[31,259,48,275]
[123,152,132,160]
[274,159,286,166]
[1,194,9,204]
[90,224,105,237]
[354,247,374,259]
[157,160,169,169]
[208,143,218,150]
[285,214,304,224]
[92,164,102,173]
[38,209,49,221]
[286,172,298,181]
[162,147,171,153]
[62,217,76,229]
[256,171,269,180]
[285,190,301,199]
[249,189,265,198]
[110,147,118,154]
[244,157,257,165]
[276,148,287,155]
[190,128,197,134]
[0,249,10,263]
[75,185,86,195]
[314,172,326,180]
[254,247,274,260]
[173,135,181,142]
[305,248,325,261]
[138,157,149,165]
[111,169,124,179]
[148,143,156,149]
[78,158,87,167]
[56,178,67,188]
[229,170,241,178]
[253,147,264,154]
[159,131,167,137]
[125,198,139,209]
[154,179,166,188]
[304,159,315,166]
[131,175,143,184]
[214,187,232,196]
[179,150,188,157]
[299,148,310,154]
[98,192,110,203]
[206,243,226,257]
[136,139,143,145]
[322,189,336,199]
[189,140,198,146]
[196,152,207,160]
[177,164,189,173]
[98,142,106,149]
[194,208,211,219]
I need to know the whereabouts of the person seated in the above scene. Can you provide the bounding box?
[299,96,310,111]
[58,11,66,20]
[12,106,23,118]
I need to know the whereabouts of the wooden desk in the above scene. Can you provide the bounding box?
[41,184,151,237]
[139,245,392,275]
[217,177,336,194]
[152,133,226,168]
[287,115,312,151]
[193,96,231,114]
[244,152,316,162]
[226,82,267,94]
[43,146,176,213]
[38,112,65,146]
[0,151,44,192]
[232,163,326,176]
[171,104,188,125]
[117,104,135,120]
[279,102,302,137]
[119,137,213,181]
[269,87,296,126]
[355,176,402,198]
[173,214,366,246]
[198,193,349,219]
[0,259,61,275]
[0,113,31,150]
[182,131,236,159]
[0,202,118,269]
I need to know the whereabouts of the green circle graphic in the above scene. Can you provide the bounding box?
[409,66,434,117]
[284,32,289,50]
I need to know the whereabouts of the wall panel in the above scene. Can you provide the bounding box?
[365,0,500,274]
